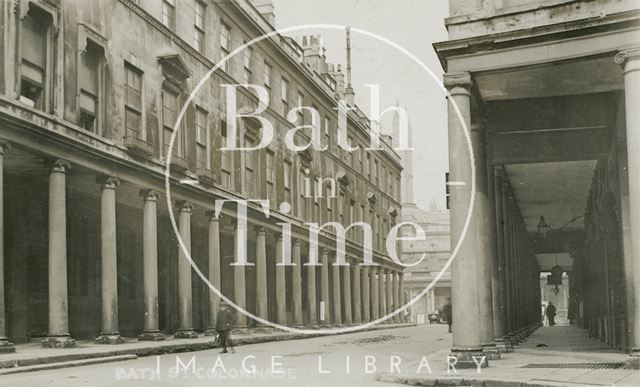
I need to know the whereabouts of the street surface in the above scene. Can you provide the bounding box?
[0,325,452,387]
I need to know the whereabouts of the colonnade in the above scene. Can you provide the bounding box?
[0,156,406,350]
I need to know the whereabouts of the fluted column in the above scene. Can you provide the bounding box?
[42,160,75,348]
[94,176,124,344]
[292,240,303,326]
[332,255,342,325]
[0,144,14,353]
[616,48,640,368]
[233,222,248,330]
[361,266,371,322]
[139,190,164,341]
[255,227,269,328]
[204,211,221,336]
[343,262,352,325]
[320,249,330,326]
[175,201,197,338]
[445,71,487,367]
[275,234,287,325]
[370,267,379,320]
[352,258,362,324]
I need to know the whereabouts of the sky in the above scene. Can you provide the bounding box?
[272,0,450,211]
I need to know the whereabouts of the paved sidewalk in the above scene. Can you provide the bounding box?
[377,325,640,386]
[0,322,413,373]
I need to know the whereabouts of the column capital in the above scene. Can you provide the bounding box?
[48,159,71,174]
[444,72,472,94]
[97,175,120,190]
[176,201,193,214]
[255,226,267,235]
[615,48,640,70]
[140,189,159,202]
[0,140,10,155]
[205,210,219,221]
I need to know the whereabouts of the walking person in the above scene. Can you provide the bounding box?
[216,302,235,353]
[545,302,557,326]
[441,298,453,333]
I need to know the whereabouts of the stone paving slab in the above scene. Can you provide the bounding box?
[0,323,414,372]
[376,326,640,387]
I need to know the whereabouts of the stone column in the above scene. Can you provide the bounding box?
[352,258,362,323]
[255,227,269,328]
[42,159,76,348]
[471,120,498,359]
[492,168,508,348]
[370,267,379,320]
[292,240,303,326]
[139,190,164,341]
[379,268,386,319]
[95,176,124,344]
[399,273,406,322]
[392,271,399,322]
[385,269,393,323]
[361,266,371,322]
[204,211,220,336]
[445,72,487,368]
[0,144,14,353]
[320,249,330,326]
[429,288,436,312]
[615,47,640,369]
[502,178,515,340]
[175,202,197,338]
[332,256,342,325]
[275,234,287,325]
[616,48,640,368]
[305,243,318,327]
[233,223,248,331]
[343,263,352,325]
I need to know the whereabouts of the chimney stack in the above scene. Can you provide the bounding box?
[251,0,275,25]
[300,34,328,74]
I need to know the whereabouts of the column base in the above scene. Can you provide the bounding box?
[42,335,76,348]
[449,348,489,369]
[174,329,198,339]
[138,331,166,341]
[624,349,640,369]
[481,343,501,360]
[204,327,218,337]
[252,326,273,333]
[232,327,251,335]
[495,338,512,353]
[0,338,15,353]
[95,333,125,344]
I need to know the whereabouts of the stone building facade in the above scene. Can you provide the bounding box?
[434,0,640,367]
[0,0,403,351]
[402,200,451,325]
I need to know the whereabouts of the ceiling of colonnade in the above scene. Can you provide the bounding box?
[504,160,596,234]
